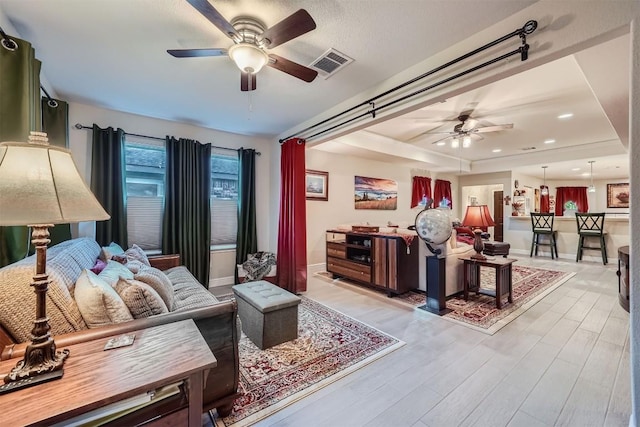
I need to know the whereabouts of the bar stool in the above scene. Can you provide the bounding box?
[575,212,607,264]
[530,213,558,259]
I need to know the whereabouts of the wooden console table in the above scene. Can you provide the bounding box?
[0,319,216,427]
[461,256,516,309]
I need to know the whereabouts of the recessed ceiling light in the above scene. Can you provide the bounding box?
[544,139,556,144]
[581,172,589,177]
[557,113,573,119]
[436,141,446,146]
[571,167,580,171]
[492,149,502,153]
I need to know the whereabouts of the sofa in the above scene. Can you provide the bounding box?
[0,237,240,418]
[418,229,475,296]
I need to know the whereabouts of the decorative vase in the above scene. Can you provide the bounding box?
[564,209,577,217]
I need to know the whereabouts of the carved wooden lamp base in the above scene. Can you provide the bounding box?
[2,226,70,393]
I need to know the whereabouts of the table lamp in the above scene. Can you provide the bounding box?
[462,204,495,260]
[0,132,109,391]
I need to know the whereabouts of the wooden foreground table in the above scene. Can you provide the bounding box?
[0,319,216,427]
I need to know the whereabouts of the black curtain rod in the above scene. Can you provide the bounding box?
[74,124,260,155]
[279,20,537,143]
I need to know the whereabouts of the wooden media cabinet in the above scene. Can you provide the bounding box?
[326,230,418,296]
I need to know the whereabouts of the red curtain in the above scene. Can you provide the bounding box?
[276,138,307,293]
[433,179,452,209]
[540,186,550,213]
[555,187,589,215]
[411,176,432,208]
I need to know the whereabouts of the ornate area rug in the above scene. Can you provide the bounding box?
[316,265,575,335]
[216,296,404,427]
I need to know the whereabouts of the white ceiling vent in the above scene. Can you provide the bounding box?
[309,48,354,79]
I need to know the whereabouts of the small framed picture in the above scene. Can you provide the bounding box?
[306,170,329,201]
[607,183,629,208]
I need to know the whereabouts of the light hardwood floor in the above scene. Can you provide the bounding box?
[214,255,631,427]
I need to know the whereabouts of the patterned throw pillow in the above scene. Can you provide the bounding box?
[125,244,151,266]
[134,265,175,311]
[75,270,133,328]
[115,278,168,319]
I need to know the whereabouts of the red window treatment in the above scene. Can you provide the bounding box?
[276,138,307,293]
[554,187,589,215]
[433,179,452,209]
[411,176,432,208]
[540,186,550,213]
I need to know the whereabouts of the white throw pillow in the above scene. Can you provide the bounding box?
[99,260,135,287]
[134,265,175,311]
[125,244,151,266]
[99,242,125,261]
[74,270,133,328]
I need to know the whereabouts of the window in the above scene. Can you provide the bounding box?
[125,140,165,250]
[124,140,239,251]
[210,150,238,247]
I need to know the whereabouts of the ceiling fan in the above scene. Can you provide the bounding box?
[409,112,513,147]
[167,0,318,91]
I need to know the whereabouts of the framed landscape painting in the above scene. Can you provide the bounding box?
[354,176,397,210]
[607,183,629,208]
[306,170,329,201]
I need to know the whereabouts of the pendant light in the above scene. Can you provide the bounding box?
[588,160,596,193]
[541,166,549,196]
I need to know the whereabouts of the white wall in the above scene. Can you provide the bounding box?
[67,102,276,284]
[304,148,458,266]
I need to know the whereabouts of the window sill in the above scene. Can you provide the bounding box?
[210,244,236,252]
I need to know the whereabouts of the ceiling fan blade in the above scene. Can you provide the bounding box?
[474,124,514,133]
[187,0,239,41]
[167,48,228,58]
[461,118,478,131]
[241,72,257,91]
[268,54,318,82]
[430,135,455,145]
[259,9,316,48]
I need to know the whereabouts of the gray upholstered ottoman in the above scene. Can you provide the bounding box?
[232,281,301,349]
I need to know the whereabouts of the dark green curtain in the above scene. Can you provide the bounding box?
[162,137,211,287]
[0,34,42,267]
[235,148,257,283]
[90,125,127,247]
[39,97,72,249]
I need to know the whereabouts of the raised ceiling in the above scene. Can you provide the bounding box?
[0,1,630,180]
[314,33,630,180]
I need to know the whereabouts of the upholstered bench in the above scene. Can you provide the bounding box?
[232,281,301,349]
[483,241,511,257]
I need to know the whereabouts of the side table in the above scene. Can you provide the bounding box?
[460,256,517,309]
[0,319,216,427]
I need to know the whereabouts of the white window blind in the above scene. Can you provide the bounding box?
[127,197,163,249]
[125,139,165,250]
[210,148,238,247]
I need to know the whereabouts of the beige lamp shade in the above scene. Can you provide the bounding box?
[0,141,110,226]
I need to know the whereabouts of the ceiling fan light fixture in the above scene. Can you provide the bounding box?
[462,136,472,148]
[228,43,269,74]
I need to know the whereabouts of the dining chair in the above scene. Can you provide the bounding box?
[575,212,607,264]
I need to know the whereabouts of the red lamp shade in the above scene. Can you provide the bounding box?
[462,205,496,228]
[462,205,495,260]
